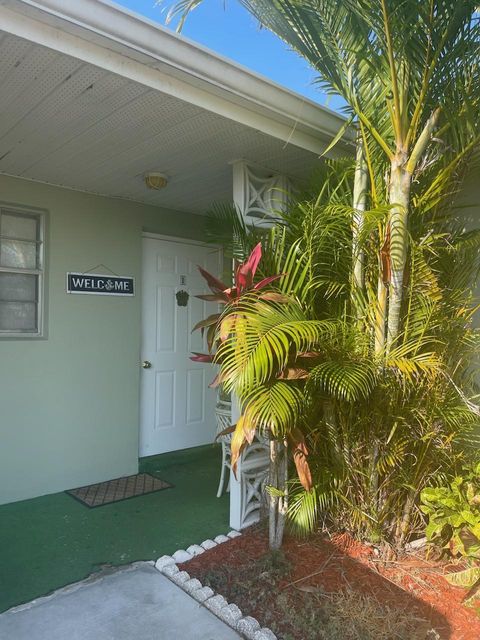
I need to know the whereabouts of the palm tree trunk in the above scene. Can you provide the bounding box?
[386,110,440,349]
[386,152,411,350]
[395,490,416,548]
[375,276,388,355]
[269,439,288,550]
[352,138,368,300]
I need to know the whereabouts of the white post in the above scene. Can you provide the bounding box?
[228,394,243,530]
[228,160,288,530]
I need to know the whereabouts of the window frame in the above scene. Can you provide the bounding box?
[0,203,46,339]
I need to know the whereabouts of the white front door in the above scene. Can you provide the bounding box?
[139,235,222,457]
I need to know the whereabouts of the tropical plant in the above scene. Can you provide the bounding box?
[196,154,480,549]
[192,242,316,549]
[421,462,480,604]
[190,241,284,365]
[166,0,480,549]
[165,0,480,353]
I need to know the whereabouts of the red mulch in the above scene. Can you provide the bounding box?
[179,527,480,640]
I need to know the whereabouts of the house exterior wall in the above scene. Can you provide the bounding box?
[0,174,205,505]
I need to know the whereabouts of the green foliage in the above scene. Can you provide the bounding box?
[421,463,480,602]
[308,359,377,402]
[201,157,480,547]
[444,565,480,604]
[421,462,480,557]
[167,0,480,550]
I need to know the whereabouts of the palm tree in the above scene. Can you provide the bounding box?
[165,0,480,549]
[166,0,480,352]
[204,160,479,548]
[193,239,322,549]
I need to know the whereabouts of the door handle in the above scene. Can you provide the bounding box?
[142,360,152,369]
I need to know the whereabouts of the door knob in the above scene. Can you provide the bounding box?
[142,360,152,369]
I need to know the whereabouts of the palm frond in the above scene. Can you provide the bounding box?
[308,359,377,402]
[216,298,339,391]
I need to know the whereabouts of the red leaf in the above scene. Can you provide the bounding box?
[235,262,251,292]
[190,352,213,363]
[197,265,228,294]
[244,243,262,277]
[278,367,309,380]
[253,274,285,290]
[289,429,313,491]
[214,424,235,441]
[192,313,220,333]
[236,243,262,291]
[230,416,248,477]
[259,292,291,303]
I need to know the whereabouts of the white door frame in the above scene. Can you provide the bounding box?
[139,232,223,457]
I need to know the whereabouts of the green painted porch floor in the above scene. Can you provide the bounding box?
[0,445,229,613]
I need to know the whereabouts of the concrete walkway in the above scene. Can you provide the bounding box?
[0,563,241,640]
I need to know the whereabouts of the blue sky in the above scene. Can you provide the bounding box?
[115,0,342,110]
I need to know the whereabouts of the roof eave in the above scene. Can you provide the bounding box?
[0,0,353,156]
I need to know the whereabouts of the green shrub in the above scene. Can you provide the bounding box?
[421,462,480,602]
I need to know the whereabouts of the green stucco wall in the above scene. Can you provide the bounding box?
[0,174,205,505]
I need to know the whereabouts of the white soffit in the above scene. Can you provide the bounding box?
[0,0,352,214]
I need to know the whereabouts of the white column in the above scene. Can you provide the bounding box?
[228,160,290,530]
[228,394,243,530]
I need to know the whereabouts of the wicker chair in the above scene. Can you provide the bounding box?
[215,399,232,497]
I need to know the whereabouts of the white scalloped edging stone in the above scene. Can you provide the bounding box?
[172,549,193,563]
[154,531,277,640]
[237,616,261,640]
[204,594,228,614]
[186,544,205,556]
[217,603,243,626]
[161,563,179,578]
[155,555,175,570]
[200,539,217,550]
[191,586,214,603]
[254,629,277,640]
[214,534,231,544]
[171,570,190,586]
[183,578,202,594]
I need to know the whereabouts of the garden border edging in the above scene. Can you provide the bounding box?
[154,530,277,640]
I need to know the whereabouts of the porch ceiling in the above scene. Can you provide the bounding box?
[0,30,331,215]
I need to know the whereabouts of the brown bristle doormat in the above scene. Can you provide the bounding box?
[66,473,172,508]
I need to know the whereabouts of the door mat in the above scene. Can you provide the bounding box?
[66,473,172,507]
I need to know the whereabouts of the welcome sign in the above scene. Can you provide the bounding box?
[66,272,135,296]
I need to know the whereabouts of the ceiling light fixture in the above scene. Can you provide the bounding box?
[144,172,168,190]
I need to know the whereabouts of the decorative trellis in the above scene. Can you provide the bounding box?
[226,397,270,531]
[225,160,291,530]
[232,160,290,225]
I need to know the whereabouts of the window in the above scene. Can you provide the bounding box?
[0,206,44,337]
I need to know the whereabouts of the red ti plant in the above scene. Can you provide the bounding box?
[190,242,284,364]
[190,242,313,550]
